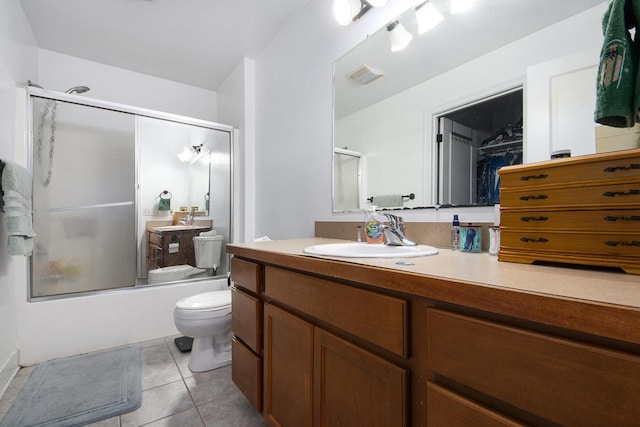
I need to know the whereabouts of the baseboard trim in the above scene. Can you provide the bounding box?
[0,350,20,400]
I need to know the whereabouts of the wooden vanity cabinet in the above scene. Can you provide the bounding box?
[230,257,263,412]
[146,227,209,270]
[228,250,640,427]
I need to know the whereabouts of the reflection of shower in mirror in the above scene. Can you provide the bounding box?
[333,147,362,212]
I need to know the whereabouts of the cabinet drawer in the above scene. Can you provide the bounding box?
[231,257,261,293]
[231,287,262,353]
[500,181,640,209]
[500,208,640,232]
[427,309,640,426]
[231,336,262,412]
[265,266,408,357]
[501,230,640,257]
[426,382,524,427]
[499,150,640,189]
[148,231,162,247]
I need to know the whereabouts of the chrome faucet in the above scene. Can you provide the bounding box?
[382,214,416,246]
[180,214,195,226]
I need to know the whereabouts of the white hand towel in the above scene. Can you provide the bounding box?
[1,161,36,256]
[372,194,404,207]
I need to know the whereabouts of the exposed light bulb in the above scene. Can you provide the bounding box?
[415,1,444,35]
[387,20,413,52]
[451,0,476,14]
[334,0,363,26]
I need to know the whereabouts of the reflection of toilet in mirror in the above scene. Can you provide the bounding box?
[148,230,223,284]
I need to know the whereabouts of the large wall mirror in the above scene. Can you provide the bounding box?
[333,0,638,212]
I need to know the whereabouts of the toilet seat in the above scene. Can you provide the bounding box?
[174,290,231,319]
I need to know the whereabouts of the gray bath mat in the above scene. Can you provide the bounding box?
[0,345,141,427]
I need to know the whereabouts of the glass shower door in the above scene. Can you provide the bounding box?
[31,97,136,298]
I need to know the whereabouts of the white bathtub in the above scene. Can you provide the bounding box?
[18,278,229,365]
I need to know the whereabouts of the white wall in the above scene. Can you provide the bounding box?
[218,58,257,243]
[0,0,38,395]
[38,49,218,122]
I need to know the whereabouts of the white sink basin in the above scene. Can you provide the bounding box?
[153,225,208,231]
[303,242,438,258]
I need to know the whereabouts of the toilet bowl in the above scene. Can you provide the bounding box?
[173,290,232,372]
[148,230,224,284]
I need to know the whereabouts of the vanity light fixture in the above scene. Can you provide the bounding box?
[333,0,388,26]
[177,147,192,162]
[177,144,204,162]
[415,1,443,34]
[387,20,413,52]
[451,0,476,14]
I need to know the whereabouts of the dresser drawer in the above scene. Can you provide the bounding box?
[148,231,162,247]
[500,181,640,209]
[500,230,640,257]
[231,336,262,412]
[264,266,408,357]
[426,382,525,427]
[499,149,640,189]
[231,257,261,293]
[427,309,640,426]
[231,287,262,353]
[500,209,640,232]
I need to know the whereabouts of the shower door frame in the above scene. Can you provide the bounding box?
[26,87,234,301]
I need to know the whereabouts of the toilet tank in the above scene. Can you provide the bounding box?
[193,234,224,269]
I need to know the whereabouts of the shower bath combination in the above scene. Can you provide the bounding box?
[27,80,90,187]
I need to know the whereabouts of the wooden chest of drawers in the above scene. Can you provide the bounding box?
[498,149,640,274]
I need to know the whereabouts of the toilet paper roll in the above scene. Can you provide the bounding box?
[169,243,179,253]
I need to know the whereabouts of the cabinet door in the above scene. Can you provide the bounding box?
[314,328,407,427]
[264,303,313,427]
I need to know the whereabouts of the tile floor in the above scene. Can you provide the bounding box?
[0,336,265,427]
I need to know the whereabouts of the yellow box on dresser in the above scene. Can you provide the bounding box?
[498,148,640,274]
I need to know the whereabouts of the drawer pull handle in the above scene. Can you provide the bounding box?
[605,240,640,247]
[519,173,549,181]
[603,164,640,172]
[520,237,549,243]
[519,195,548,201]
[520,216,549,222]
[604,215,640,222]
[603,189,640,197]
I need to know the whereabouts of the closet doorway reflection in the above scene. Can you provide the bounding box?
[436,88,523,206]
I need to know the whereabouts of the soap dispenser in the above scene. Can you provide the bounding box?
[364,206,384,244]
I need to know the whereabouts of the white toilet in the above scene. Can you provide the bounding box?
[169,229,232,372]
[173,289,232,372]
[148,230,223,284]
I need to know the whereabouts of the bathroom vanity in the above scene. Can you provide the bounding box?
[146,224,211,271]
[227,238,640,427]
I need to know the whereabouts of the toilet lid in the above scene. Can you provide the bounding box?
[176,290,231,310]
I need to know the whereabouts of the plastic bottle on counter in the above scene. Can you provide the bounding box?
[364,206,384,244]
[451,214,460,250]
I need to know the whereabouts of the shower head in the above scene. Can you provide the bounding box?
[65,86,90,94]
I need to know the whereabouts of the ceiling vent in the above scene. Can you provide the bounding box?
[348,65,384,85]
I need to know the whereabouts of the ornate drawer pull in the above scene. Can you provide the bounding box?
[604,215,640,222]
[520,216,549,222]
[605,241,640,247]
[602,189,640,197]
[519,173,549,181]
[520,237,549,243]
[519,195,548,201]
[603,164,640,172]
